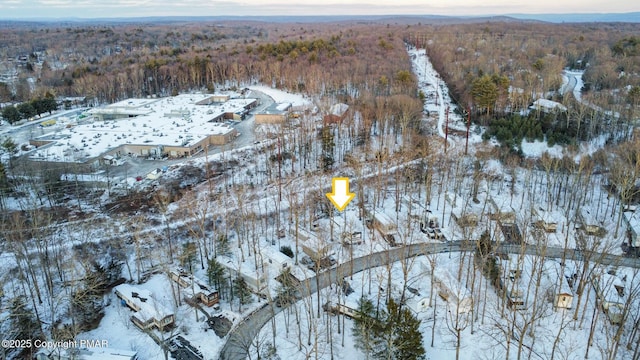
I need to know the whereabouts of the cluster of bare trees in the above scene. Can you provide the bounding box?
[1,21,420,105]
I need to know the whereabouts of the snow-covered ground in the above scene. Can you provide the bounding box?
[561,69,585,102]
[247,85,312,109]
[3,42,639,360]
[255,253,640,360]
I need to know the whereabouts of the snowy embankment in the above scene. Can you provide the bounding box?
[408,48,472,147]
[560,69,585,103]
[247,85,312,108]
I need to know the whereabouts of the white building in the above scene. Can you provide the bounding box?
[433,268,472,314]
[220,257,269,295]
[260,247,293,272]
[114,284,175,331]
[28,93,257,165]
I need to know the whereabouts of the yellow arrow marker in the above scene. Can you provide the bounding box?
[326,177,355,212]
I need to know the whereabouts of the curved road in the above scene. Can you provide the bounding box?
[219,240,640,359]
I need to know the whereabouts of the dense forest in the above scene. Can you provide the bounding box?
[1,20,639,150]
[2,18,640,360]
[0,21,417,102]
[404,22,640,146]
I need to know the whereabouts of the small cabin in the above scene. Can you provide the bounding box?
[168,269,219,307]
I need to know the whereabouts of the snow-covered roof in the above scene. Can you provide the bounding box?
[29,93,250,163]
[552,264,573,295]
[219,255,268,282]
[404,295,430,315]
[597,273,625,305]
[433,267,471,300]
[530,98,567,112]
[114,284,173,324]
[247,85,311,108]
[259,102,290,115]
[259,246,294,269]
[297,228,333,255]
[329,103,349,117]
[170,269,217,297]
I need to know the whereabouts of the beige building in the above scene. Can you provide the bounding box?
[28,93,256,168]
[255,102,291,124]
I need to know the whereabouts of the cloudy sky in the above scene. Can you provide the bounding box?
[0,0,638,19]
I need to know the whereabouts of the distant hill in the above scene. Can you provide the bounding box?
[507,12,640,23]
[0,13,638,25]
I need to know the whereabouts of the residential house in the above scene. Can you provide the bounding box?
[592,272,626,324]
[114,284,175,331]
[168,269,219,307]
[433,268,472,314]
[293,228,332,261]
[220,257,269,296]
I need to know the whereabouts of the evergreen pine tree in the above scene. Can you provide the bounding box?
[233,276,252,310]
[387,299,426,360]
[216,234,231,257]
[353,296,384,358]
[353,297,427,360]
[9,296,41,340]
[275,268,297,307]
[207,258,228,299]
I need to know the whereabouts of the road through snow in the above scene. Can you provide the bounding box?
[409,47,457,149]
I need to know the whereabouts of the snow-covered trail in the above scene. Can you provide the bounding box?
[408,46,456,149]
[560,69,585,103]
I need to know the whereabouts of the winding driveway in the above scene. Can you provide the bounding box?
[219,240,640,359]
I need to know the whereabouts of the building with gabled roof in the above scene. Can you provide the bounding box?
[168,268,219,307]
[623,209,640,248]
[255,102,291,124]
[592,272,626,324]
[433,268,472,314]
[219,256,269,296]
[114,284,175,331]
